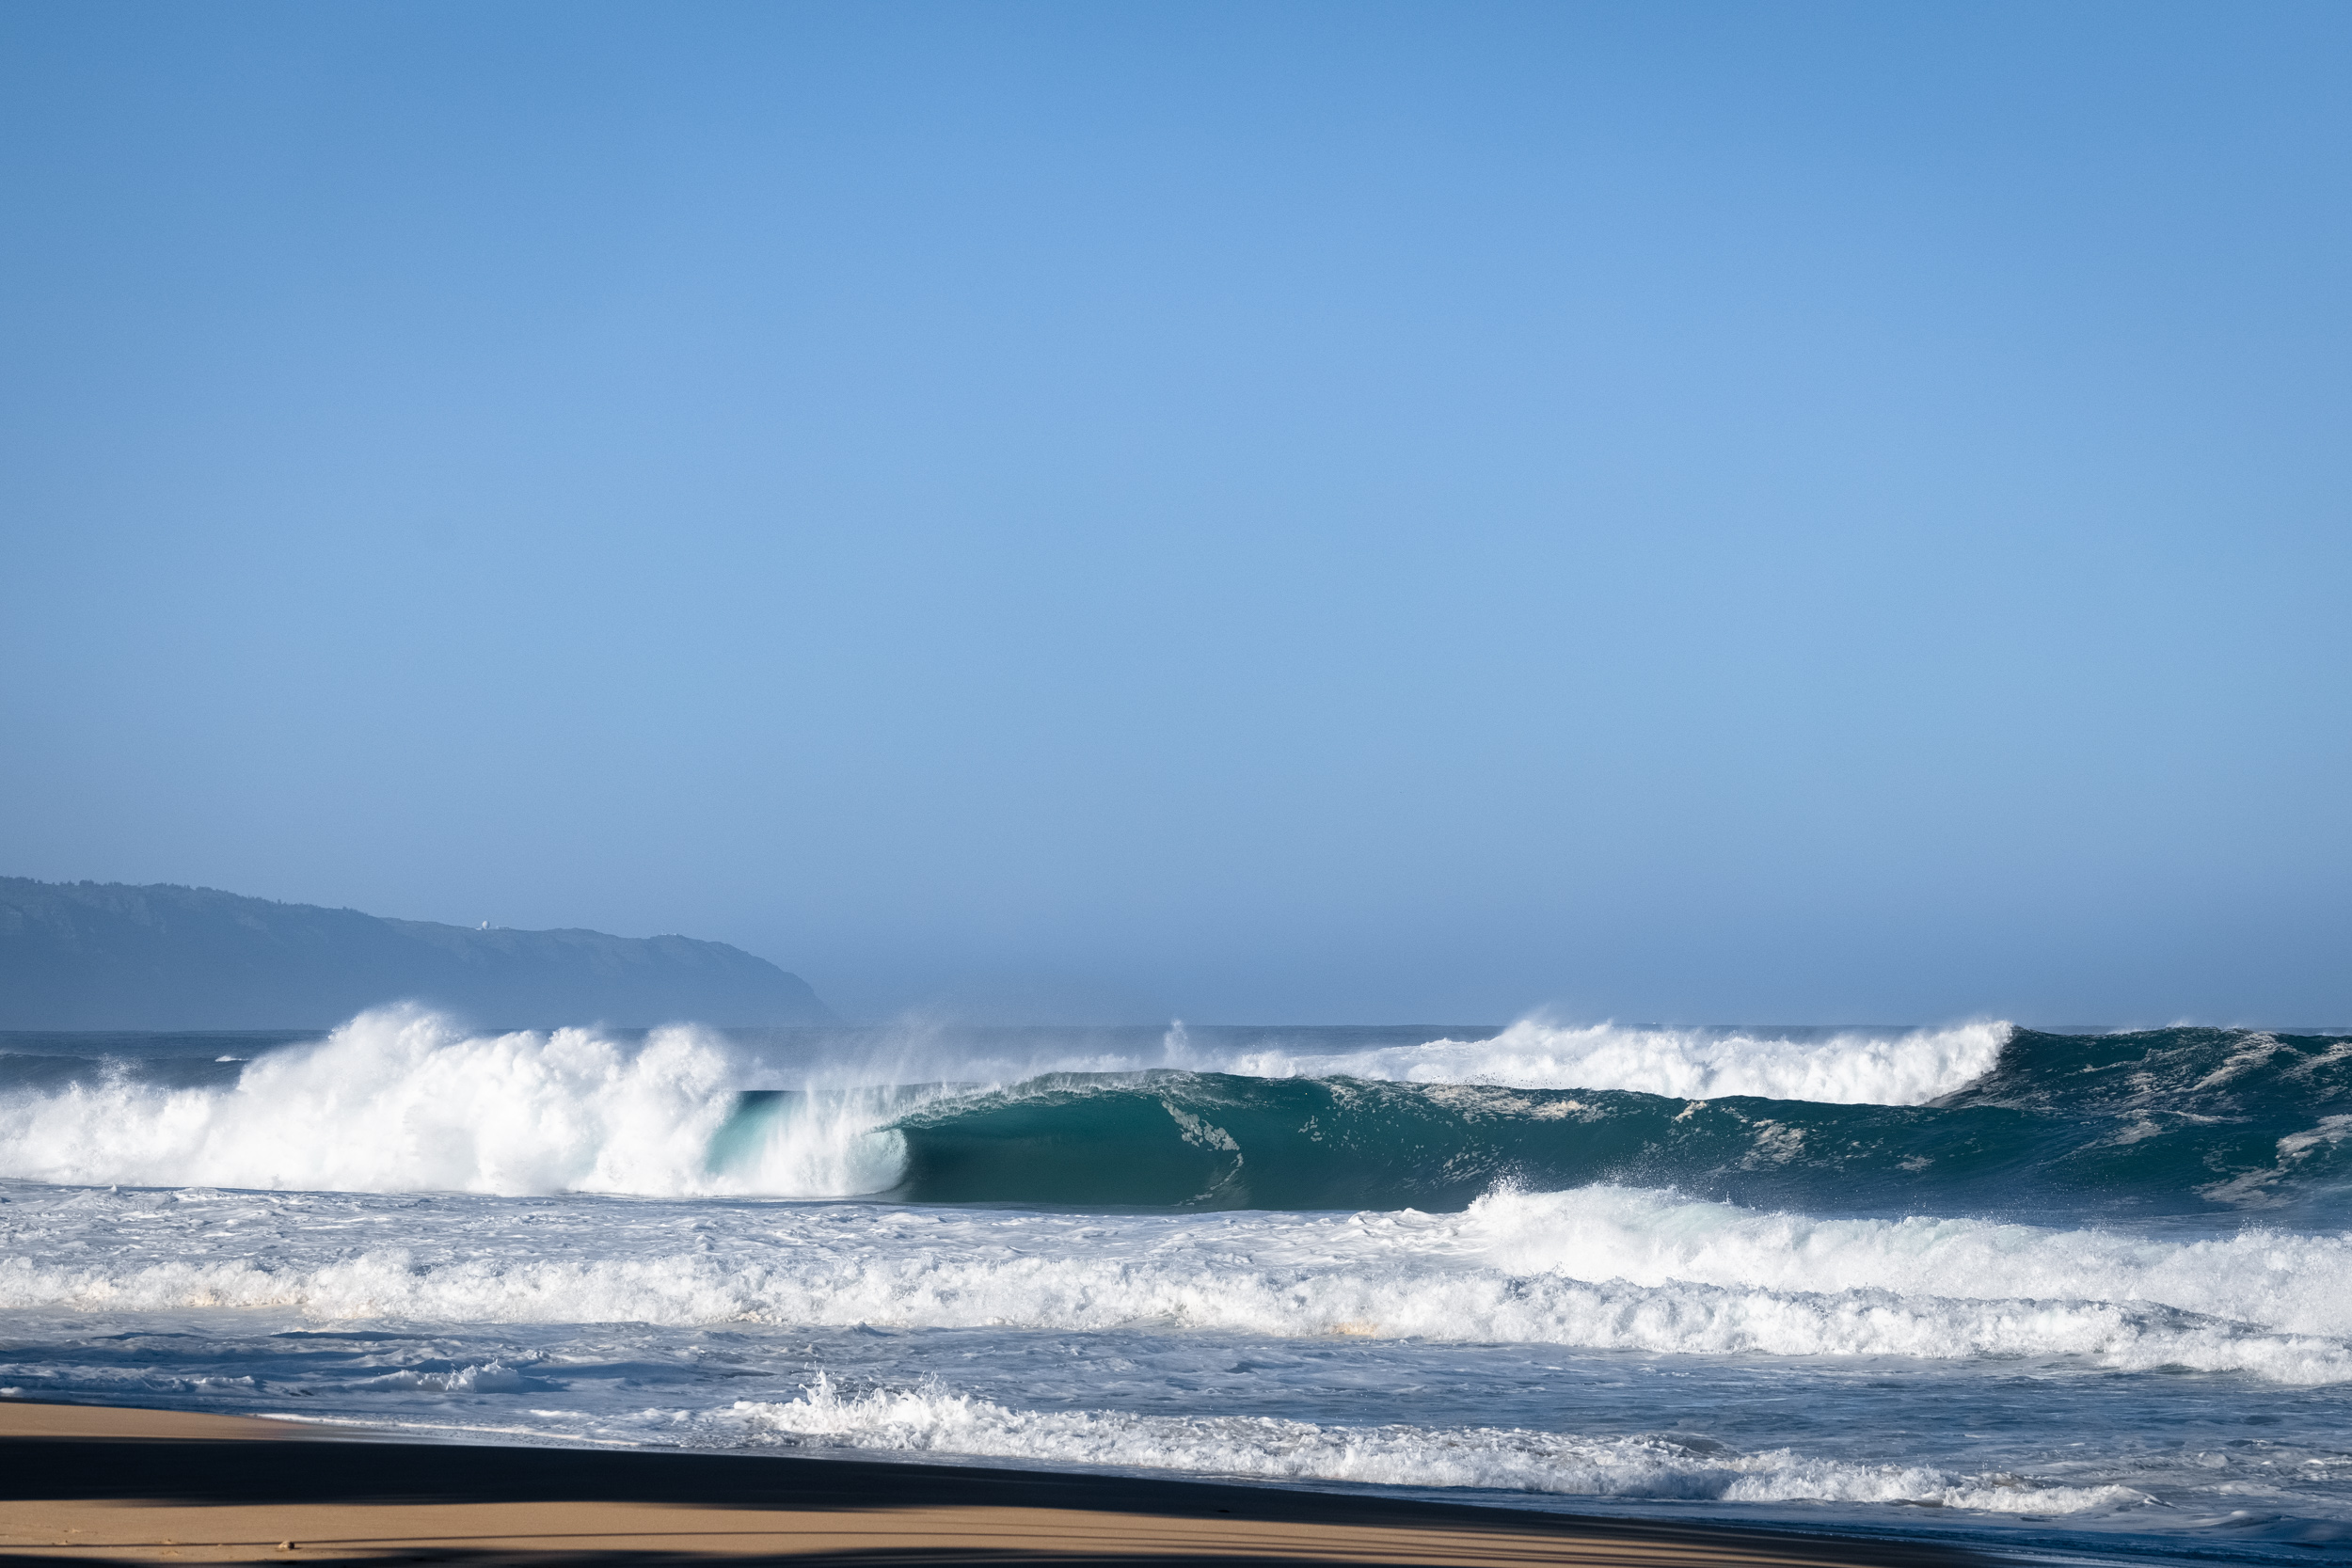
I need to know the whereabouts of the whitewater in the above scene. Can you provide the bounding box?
[0,1010,2010,1196]
[3,1011,2349,1561]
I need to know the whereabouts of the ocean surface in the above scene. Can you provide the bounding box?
[4,1012,2349,1563]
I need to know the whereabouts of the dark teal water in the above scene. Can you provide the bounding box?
[696,1027,2352,1225]
[5,1020,2350,1564]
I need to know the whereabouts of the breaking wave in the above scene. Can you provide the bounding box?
[1192,1019,2011,1105]
[0,1009,903,1197]
[0,1012,2344,1218]
[6,1185,2346,1383]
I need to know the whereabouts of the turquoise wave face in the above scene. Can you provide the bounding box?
[859,1028,2352,1216]
[8,1021,2344,1215]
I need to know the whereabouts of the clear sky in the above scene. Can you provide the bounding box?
[4,2,2346,1025]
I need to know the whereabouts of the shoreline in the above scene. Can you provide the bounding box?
[0,1400,2006,1566]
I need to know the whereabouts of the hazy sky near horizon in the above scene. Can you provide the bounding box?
[4,2,2347,1025]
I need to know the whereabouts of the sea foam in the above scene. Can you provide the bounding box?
[0,1009,2010,1197]
[1196,1020,2012,1105]
[0,1009,904,1197]
[712,1374,2150,1513]
[5,1183,2344,1383]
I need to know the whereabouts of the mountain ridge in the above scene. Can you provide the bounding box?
[0,876,833,1029]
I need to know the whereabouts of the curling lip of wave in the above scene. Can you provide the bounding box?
[6,1186,2346,1382]
[1200,1020,2015,1106]
[0,1010,2015,1198]
[713,1376,2150,1513]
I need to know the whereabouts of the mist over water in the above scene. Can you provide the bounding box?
[5,1011,2350,1560]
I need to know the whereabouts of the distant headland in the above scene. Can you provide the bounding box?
[0,877,833,1030]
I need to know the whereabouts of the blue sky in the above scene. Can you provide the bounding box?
[4,2,2346,1023]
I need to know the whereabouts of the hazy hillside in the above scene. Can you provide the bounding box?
[0,878,833,1029]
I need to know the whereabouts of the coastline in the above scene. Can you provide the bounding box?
[0,1401,2003,1566]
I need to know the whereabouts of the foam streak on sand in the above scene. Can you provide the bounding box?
[0,1402,1991,1568]
[7,1014,2352,1556]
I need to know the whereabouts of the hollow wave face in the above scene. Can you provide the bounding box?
[879,1055,2352,1216]
[5,1013,2347,1218]
[8,1010,2351,1539]
[707,1374,2151,1513]
[0,1011,2018,1203]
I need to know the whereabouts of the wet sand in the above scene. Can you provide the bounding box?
[0,1402,1999,1566]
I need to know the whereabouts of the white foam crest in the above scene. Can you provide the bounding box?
[0,1008,904,1198]
[773,1018,2011,1106]
[7,1186,2344,1383]
[714,1375,2148,1513]
[1473,1186,2352,1341]
[1206,1021,2012,1105]
[356,1360,530,1393]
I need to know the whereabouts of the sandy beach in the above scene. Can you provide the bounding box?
[0,1402,1998,1567]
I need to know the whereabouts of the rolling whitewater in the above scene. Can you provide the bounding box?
[3,1015,2349,1562]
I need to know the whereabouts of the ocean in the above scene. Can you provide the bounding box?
[3,1012,2347,1562]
